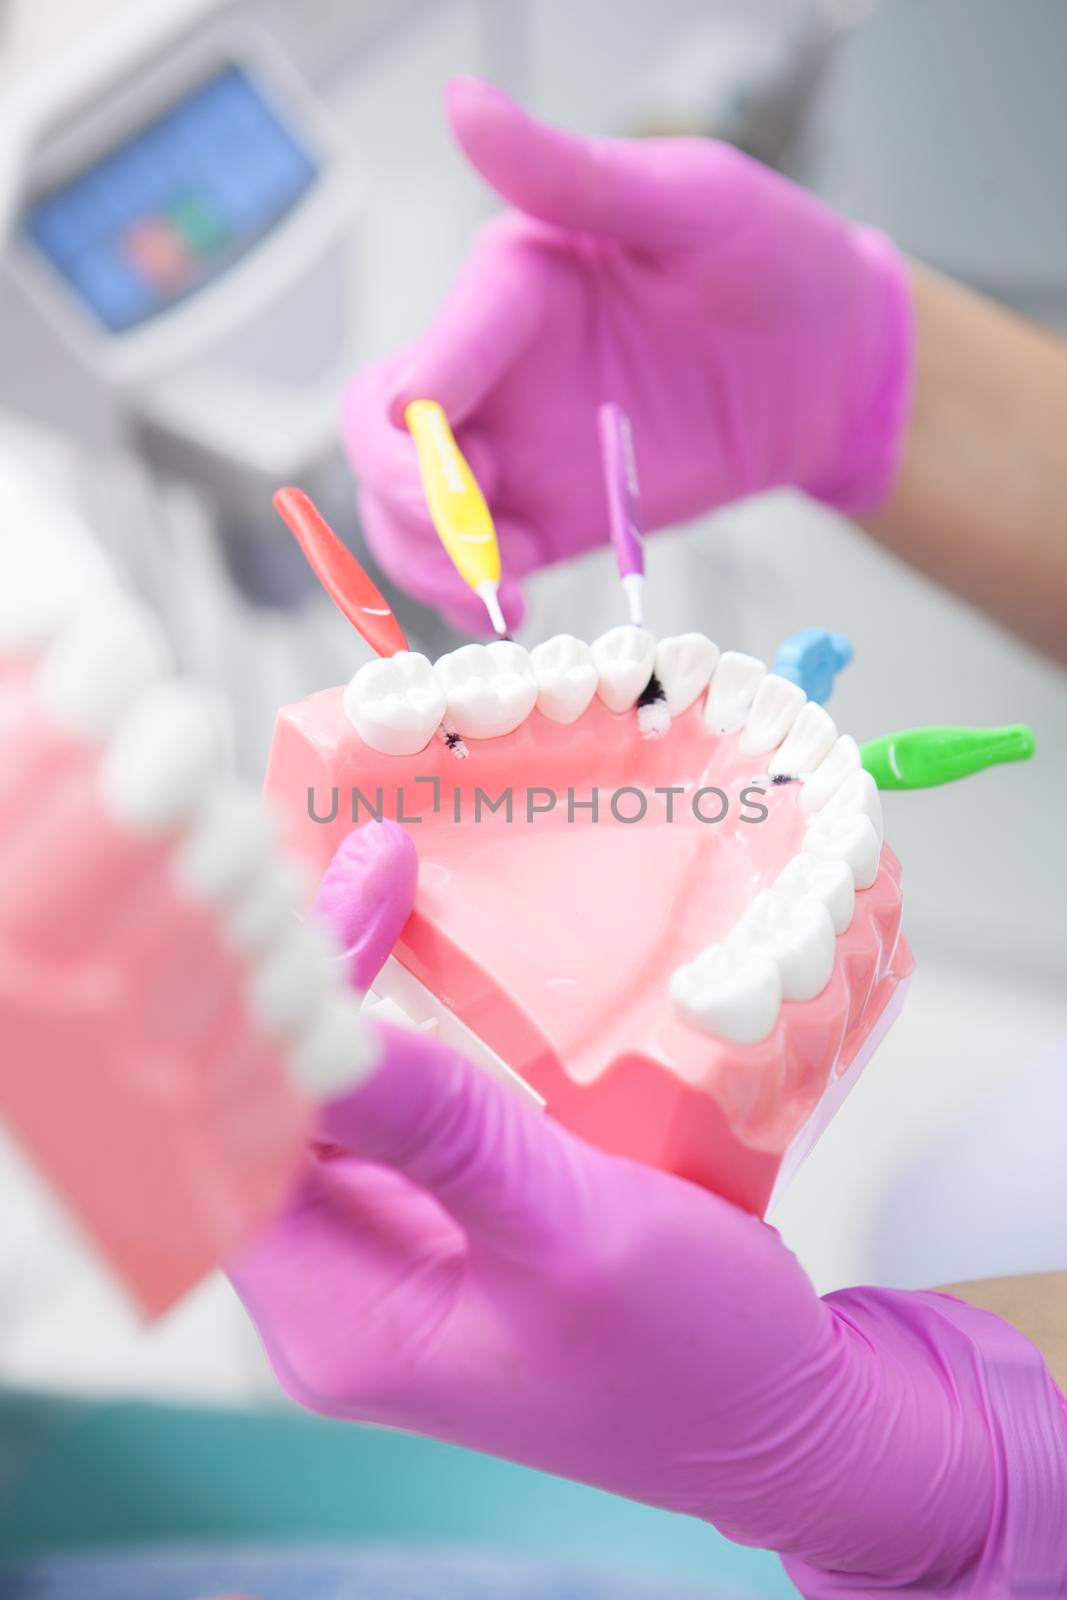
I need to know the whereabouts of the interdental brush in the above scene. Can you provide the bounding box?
[761,722,1036,790]
[272,487,467,759]
[598,402,669,739]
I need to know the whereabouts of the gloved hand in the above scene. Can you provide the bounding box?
[231,823,1067,1597]
[343,77,913,632]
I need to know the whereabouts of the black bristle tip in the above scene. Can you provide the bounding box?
[771,772,796,786]
[445,730,463,749]
[636,672,667,709]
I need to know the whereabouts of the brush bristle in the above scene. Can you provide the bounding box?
[636,673,670,740]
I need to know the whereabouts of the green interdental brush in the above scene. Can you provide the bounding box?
[860,724,1036,790]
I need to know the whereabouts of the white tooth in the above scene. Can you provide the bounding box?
[224,858,312,952]
[34,596,171,738]
[98,681,229,833]
[703,651,766,734]
[670,943,782,1044]
[798,734,861,813]
[291,991,381,1097]
[434,641,537,739]
[769,702,838,778]
[775,851,855,935]
[173,788,276,905]
[530,634,598,724]
[249,919,338,1038]
[654,633,719,715]
[591,624,655,712]
[816,768,883,845]
[343,650,446,757]
[739,673,806,756]
[729,888,836,1001]
[0,526,115,653]
[803,812,881,890]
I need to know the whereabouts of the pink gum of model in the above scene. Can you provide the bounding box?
[0,648,310,1316]
[267,688,912,1216]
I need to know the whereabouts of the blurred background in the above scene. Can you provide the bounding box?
[0,1,1064,1595]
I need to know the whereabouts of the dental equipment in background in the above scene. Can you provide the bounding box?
[598,402,669,739]
[404,400,508,638]
[273,486,467,758]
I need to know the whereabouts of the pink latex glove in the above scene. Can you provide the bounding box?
[343,77,913,633]
[231,823,1067,1597]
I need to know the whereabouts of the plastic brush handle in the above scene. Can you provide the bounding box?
[404,400,501,593]
[273,487,408,658]
[860,723,1036,789]
[598,402,644,579]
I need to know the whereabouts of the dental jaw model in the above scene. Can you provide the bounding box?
[267,613,911,1215]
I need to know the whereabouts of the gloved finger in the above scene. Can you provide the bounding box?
[309,819,417,991]
[317,1021,587,1264]
[444,74,729,250]
[358,487,528,635]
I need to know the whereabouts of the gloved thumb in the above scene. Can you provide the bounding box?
[445,74,708,246]
[309,819,417,991]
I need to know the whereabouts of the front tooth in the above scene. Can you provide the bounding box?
[434,641,537,739]
[798,734,861,813]
[670,943,782,1043]
[655,633,719,715]
[817,768,883,844]
[173,788,276,904]
[803,812,881,890]
[775,851,855,935]
[343,650,446,756]
[249,919,338,1037]
[35,596,171,738]
[98,681,229,833]
[703,651,765,734]
[530,634,598,724]
[291,991,380,1097]
[739,673,805,756]
[769,703,837,778]
[728,888,836,1001]
[0,529,114,654]
[591,624,655,712]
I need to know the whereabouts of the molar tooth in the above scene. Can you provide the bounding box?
[703,651,765,734]
[654,633,719,715]
[775,851,855,935]
[98,681,229,833]
[816,768,883,845]
[803,812,881,890]
[343,650,446,757]
[249,919,338,1038]
[35,596,171,738]
[798,734,861,813]
[434,641,537,739]
[591,624,655,712]
[174,788,276,904]
[769,703,837,778]
[225,858,311,952]
[739,673,805,756]
[0,528,114,654]
[291,991,380,1097]
[728,888,836,1001]
[530,634,598,724]
[670,943,781,1044]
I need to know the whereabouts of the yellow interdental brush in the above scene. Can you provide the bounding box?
[404,399,508,637]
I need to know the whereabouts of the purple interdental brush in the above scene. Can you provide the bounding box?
[598,403,669,740]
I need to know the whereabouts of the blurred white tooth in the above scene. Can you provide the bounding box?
[224,858,312,952]
[591,624,655,712]
[670,943,782,1044]
[798,734,861,813]
[817,768,883,844]
[769,703,837,778]
[98,681,229,833]
[249,919,337,1037]
[35,596,170,738]
[655,633,719,715]
[775,852,855,935]
[739,673,805,756]
[0,525,114,653]
[530,634,598,724]
[703,651,765,734]
[803,812,881,890]
[729,889,836,1001]
[174,788,276,904]
[343,650,446,757]
[435,641,537,738]
[291,991,381,1097]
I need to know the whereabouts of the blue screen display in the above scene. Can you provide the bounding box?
[24,66,317,334]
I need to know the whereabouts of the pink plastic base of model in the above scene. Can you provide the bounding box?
[266,687,912,1216]
[0,652,310,1316]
